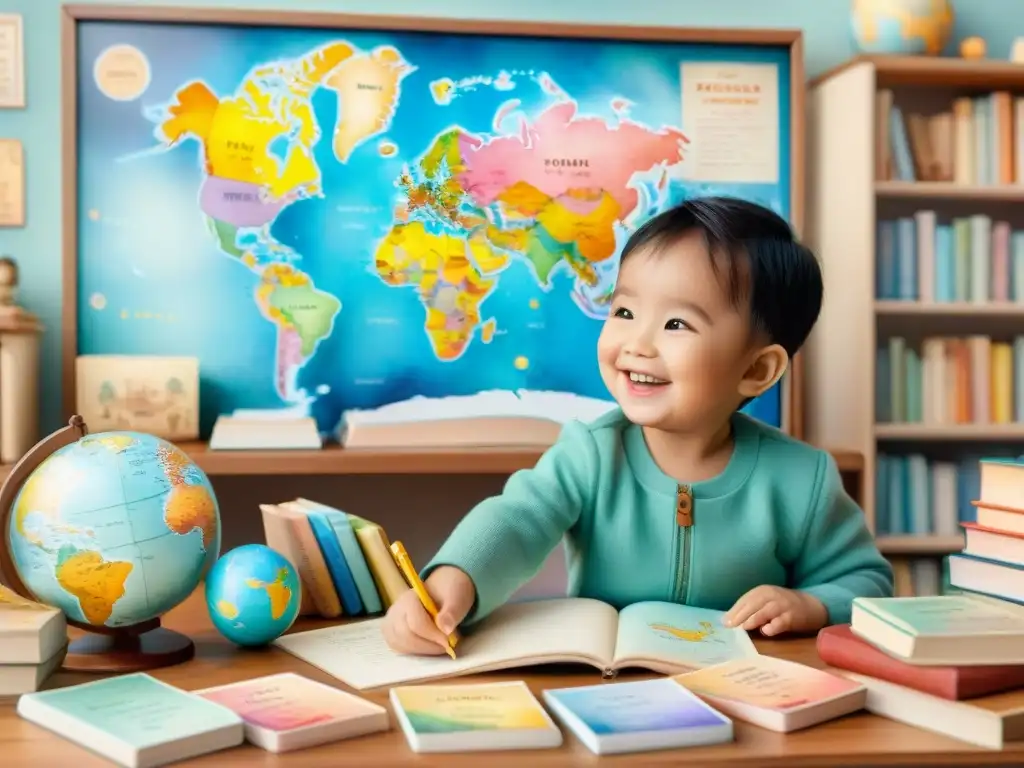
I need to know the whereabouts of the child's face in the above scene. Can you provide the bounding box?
[597,232,768,432]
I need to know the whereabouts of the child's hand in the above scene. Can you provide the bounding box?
[381,566,476,655]
[723,586,828,637]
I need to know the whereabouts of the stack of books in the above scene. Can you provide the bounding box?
[0,584,67,696]
[876,335,1024,426]
[875,213,1024,303]
[260,499,409,619]
[877,89,1024,185]
[817,456,1024,749]
[948,456,1024,598]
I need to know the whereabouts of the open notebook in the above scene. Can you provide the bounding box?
[273,598,759,690]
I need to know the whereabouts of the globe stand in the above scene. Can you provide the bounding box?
[0,416,197,673]
[64,618,195,672]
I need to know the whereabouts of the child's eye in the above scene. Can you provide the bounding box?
[665,318,691,331]
[613,307,633,319]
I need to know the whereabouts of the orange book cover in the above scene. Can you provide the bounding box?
[994,92,1015,185]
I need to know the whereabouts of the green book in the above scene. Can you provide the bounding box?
[17,672,243,767]
[953,218,971,301]
[888,336,906,422]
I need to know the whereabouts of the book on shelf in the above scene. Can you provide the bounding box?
[817,623,1024,701]
[874,452,982,537]
[890,556,959,598]
[542,678,733,755]
[875,212,1024,303]
[272,598,758,691]
[340,390,618,449]
[876,89,1023,185]
[390,681,562,753]
[875,334,1024,425]
[259,499,409,620]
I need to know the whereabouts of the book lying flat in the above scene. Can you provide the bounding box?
[390,681,561,753]
[273,597,758,690]
[851,593,1024,665]
[817,624,1024,700]
[543,678,732,755]
[838,671,1024,749]
[0,583,67,664]
[340,390,618,448]
[673,656,866,732]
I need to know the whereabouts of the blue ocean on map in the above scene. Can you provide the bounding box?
[76,21,791,437]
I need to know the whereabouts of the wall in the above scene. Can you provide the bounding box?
[0,0,1017,577]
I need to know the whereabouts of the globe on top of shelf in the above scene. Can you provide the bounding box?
[0,417,221,672]
[851,0,955,57]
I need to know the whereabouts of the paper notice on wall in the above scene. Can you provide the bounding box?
[0,139,24,227]
[678,62,779,184]
[0,15,25,109]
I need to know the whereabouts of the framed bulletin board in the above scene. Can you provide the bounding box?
[61,6,806,441]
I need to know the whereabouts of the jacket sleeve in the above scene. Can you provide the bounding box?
[422,420,598,624]
[791,453,894,624]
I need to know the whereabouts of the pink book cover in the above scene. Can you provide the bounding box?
[992,221,1011,301]
[195,672,386,733]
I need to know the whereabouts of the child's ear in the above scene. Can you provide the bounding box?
[738,344,789,399]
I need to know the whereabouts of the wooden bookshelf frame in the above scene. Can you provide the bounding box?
[806,54,1024,558]
[60,5,809,471]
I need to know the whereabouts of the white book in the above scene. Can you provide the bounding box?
[208,413,321,450]
[17,673,243,767]
[273,598,758,690]
[194,673,389,753]
[390,681,561,753]
[0,643,66,696]
[0,584,67,664]
[930,462,960,536]
[340,390,618,448]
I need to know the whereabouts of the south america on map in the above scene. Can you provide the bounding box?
[76,22,789,435]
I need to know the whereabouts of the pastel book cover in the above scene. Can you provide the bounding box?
[389,680,562,753]
[851,594,1024,665]
[292,505,364,615]
[672,656,867,732]
[542,678,732,755]
[194,672,389,753]
[16,672,244,767]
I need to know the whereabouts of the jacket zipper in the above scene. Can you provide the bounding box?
[674,484,693,602]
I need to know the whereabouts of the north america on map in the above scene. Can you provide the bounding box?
[147,41,689,398]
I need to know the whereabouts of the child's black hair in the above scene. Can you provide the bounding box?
[618,196,823,358]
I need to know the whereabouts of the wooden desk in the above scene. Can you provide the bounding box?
[4,592,1019,767]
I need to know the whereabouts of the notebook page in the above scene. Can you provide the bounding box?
[612,601,759,672]
[273,597,619,690]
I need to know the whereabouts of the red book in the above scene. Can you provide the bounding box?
[816,624,1024,701]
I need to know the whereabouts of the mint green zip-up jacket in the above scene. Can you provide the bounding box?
[425,409,893,626]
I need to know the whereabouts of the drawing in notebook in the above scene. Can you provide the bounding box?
[339,389,618,448]
[273,597,758,690]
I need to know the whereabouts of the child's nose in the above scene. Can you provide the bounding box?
[624,331,657,358]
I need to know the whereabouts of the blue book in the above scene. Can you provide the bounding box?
[305,511,364,615]
[907,454,931,535]
[897,218,917,299]
[875,453,891,535]
[1013,232,1024,301]
[875,346,891,422]
[934,224,955,302]
[298,499,383,614]
[17,673,243,765]
[876,221,897,299]
[956,458,981,524]
[886,455,906,535]
[889,107,916,182]
[543,679,732,755]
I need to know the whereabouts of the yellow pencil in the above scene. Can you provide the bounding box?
[390,541,459,659]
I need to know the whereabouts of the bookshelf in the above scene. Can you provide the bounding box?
[806,55,1024,596]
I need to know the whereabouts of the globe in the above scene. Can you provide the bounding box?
[4,428,220,630]
[205,544,301,647]
[851,0,954,56]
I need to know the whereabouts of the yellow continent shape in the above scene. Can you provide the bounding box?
[164,485,218,550]
[56,551,132,626]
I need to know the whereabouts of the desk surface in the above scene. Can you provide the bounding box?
[3,593,1023,767]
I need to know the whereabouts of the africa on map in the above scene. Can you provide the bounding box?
[75,21,790,436]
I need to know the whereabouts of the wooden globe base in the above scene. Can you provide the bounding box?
[63,625,195,673]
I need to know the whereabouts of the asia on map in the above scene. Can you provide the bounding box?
[76,22,791,437]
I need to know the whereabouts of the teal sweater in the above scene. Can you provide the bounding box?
[426,409,893,626]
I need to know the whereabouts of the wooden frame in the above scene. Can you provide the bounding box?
[60,6,807,470]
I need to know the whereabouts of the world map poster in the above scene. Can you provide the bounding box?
[75,19,792,438]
